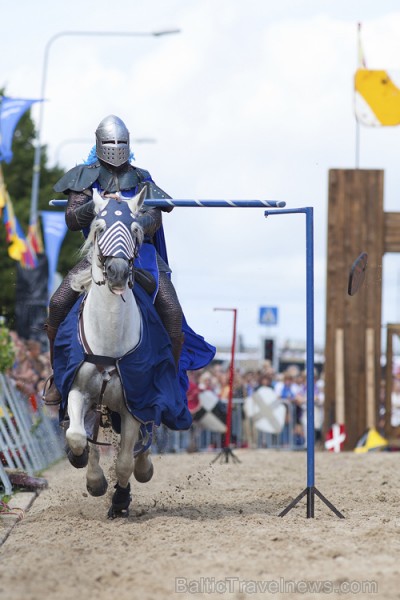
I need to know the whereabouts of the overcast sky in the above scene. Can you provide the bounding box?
[2,0,400,351]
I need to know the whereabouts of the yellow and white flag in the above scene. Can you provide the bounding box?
[355,68,400,126]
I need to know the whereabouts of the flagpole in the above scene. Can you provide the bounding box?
[355,120,360,169]
[29,28,180,230]
[355,22,365,170]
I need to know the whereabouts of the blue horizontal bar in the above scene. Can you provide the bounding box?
[50,199,286,209]
[264,207,308,217]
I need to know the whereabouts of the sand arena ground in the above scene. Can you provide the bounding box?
[0,448,399,600]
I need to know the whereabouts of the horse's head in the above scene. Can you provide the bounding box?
[90,187,145,294]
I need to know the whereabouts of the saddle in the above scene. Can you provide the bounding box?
[134,268,156,296]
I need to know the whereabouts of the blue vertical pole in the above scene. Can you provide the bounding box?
[305,207,315,491]
[265,207,316,516]
[266,207,343,518]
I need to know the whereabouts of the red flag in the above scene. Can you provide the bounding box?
[29,394,38,413]
[27,223,44,254]
[325,423,346,453]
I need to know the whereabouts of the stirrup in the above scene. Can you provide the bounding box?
[42,374,62,406]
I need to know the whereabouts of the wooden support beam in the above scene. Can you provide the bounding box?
[335,328,345,424]
[384,324,400,441]
[384,213,400,253]
[325,169,384,448]
[385,325,394,439]
[365,328,375,429]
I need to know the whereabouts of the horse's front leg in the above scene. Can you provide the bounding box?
[108,411,140,519]
[134,449,154,483]
[86,443,108,496]
[116,412,140,487]
[65,388,90,468]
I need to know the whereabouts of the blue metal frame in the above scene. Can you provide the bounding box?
[264,208,315,483]
[265,207,343,518]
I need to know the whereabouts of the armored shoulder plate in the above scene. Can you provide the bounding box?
[54,162,172,207]
[54,162,143,194]
[97,163,141,192]
[54,163,101,194]
[136,167,152,182]
[137,170,173,212]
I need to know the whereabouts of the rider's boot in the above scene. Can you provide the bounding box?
[153,271,184,373]
[42,324,62,406]
[171,333,185,372]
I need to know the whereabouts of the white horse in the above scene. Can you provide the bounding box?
[64,187,154,518]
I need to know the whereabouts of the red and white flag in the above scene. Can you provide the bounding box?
[325,423,346,453]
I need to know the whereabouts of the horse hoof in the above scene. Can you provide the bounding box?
[65,444,89,469]
[112,482,131,509]
[87,476,108,497]
[108,483,131,519]
[134,463,154,483]
[107,506,130,519]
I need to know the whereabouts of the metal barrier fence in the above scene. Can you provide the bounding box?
[152,398,307,454]
[0,373,64,495]
[0,373,307,495]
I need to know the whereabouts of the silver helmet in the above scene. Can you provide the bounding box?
[95,115,130,167]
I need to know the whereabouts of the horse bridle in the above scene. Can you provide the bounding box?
[92,236,137,291]
[92,194,141,290]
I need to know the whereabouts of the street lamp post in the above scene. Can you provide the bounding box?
[30,28,180,226]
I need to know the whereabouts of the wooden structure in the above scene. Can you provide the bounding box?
[384,324,400,440]
[324,169,399,449]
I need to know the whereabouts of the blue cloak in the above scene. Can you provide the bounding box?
[54,283,214,431]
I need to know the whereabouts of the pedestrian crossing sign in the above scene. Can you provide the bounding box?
[259,306,278,326]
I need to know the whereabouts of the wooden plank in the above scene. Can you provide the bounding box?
[365,328,375,429]
[325,169,384,448]
[384,213,400,253]
[335,328,345,423]
[385,325,394,439]
[385,324,400,439]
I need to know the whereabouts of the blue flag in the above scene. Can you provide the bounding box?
[41,211,67,298]
[0,96,43,163]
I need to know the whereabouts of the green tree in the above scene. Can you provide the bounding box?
[0,98,82,328]
[0,320,15,372]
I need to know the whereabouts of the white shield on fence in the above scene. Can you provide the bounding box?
[193,390,227,433]
[244,386,286,434]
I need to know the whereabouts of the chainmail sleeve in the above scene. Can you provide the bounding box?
[135,179,172,238]
[136,206,163,239]
[65,190,94,231]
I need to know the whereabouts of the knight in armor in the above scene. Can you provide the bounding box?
[43,115,184,405]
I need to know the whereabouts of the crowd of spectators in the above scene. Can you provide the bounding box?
[5,331,51,401]
[186,361,326,450]
[2,328,328,450]
[4,331,400,453]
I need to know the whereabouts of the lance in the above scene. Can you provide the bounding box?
[50,199,286,208]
